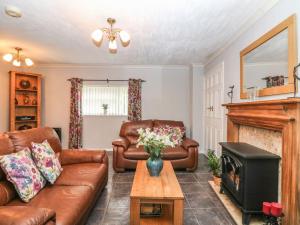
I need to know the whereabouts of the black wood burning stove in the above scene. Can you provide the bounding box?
[219,142,280,225]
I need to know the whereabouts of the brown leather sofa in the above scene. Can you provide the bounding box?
[0,127,108,225]
[112,120,199,172]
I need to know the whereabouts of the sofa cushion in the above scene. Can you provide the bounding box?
[7,127,62,153]
[0,148,46,202]
[59,150,107,166]
[120,120,153,144]
[153,125,185,145]
[124,145,188,160]
[124,145,149,160]
[54,163,107,191]
[153,120,185,129]
[0,134,15,181]
[162,146,188,160]
[31,140,63,184]
[0,181,16,206]
[7,185,93,225]
[0,206,55,225]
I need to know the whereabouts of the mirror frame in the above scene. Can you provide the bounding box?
[240,15,297,99]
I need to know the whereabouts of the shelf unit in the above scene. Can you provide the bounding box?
[9,71,42,131]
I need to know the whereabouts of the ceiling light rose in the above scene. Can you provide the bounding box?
[91,18,130,53]
[2,47,34,67]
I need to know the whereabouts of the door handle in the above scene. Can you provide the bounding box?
[207,106,214,111]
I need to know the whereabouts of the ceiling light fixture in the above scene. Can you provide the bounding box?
[3,47,34,67]
[91,18,130,54]
[5,5,22,18]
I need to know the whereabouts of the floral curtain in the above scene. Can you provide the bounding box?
[68,78,83,149]
[128,79,142,121]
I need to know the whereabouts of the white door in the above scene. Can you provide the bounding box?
[204,62,225,156]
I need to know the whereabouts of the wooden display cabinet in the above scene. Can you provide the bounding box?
[9,71,42,131]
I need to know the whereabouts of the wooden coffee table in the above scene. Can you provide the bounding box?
[130,160,184,225]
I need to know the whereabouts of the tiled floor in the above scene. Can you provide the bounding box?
[86,153,236,225]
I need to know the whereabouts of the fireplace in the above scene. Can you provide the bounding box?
[220,142,280,225]
[222,99,300,225]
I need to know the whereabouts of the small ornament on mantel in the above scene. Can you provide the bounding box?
[227,85,234,103]
[292,63,300,98]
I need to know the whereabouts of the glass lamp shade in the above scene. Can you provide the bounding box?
[3,53,13,62]
[12,59,21,67]
[109,40,117,54]
[119,30,130,47]
[25,58,34,66]
[91,29,103,47]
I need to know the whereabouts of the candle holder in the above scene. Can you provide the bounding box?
[263,213,284,225]
[227,85,234,103]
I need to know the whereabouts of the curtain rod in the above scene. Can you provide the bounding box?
[67,78,146,82]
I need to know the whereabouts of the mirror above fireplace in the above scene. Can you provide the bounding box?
[240,15,297,99]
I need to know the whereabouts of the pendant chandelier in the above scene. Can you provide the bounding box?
[3,47,34,67]
[91,18,130,54]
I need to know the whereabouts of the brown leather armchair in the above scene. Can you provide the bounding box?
[113,120,199,172]
[0,127,108,225]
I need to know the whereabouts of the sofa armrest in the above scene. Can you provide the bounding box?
[112,137,130,149]
[182,138,199,150]
[0,206,55,225]
[60,149,107,166]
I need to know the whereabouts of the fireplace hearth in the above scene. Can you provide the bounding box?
[219,142,280,225]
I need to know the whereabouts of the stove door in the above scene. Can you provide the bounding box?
[221,152,243,204]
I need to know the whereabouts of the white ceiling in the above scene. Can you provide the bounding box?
[0,0,279,65]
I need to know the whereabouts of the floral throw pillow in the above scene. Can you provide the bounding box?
[153,125,185,145]
[0,148,46,202]
[31,140,63,184]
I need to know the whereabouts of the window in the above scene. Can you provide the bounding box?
[82,85,128,116]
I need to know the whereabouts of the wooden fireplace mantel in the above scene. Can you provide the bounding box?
[223,98,300,225]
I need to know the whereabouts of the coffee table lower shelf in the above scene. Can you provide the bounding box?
[130,198,183,225]
[140,204,173,225]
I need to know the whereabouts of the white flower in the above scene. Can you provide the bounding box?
[137,127,176,149]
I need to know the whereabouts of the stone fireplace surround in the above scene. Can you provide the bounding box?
[223,99,300,225]
[239,125,282,200]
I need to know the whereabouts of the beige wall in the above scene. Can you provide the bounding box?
[203,0,300,154]
[0,63,192,149]
[205,0,300,102]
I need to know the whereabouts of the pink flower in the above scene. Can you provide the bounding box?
[45,159,53,167]
[33,182,41,191]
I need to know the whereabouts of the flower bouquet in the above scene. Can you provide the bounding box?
[137,127,175,176]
